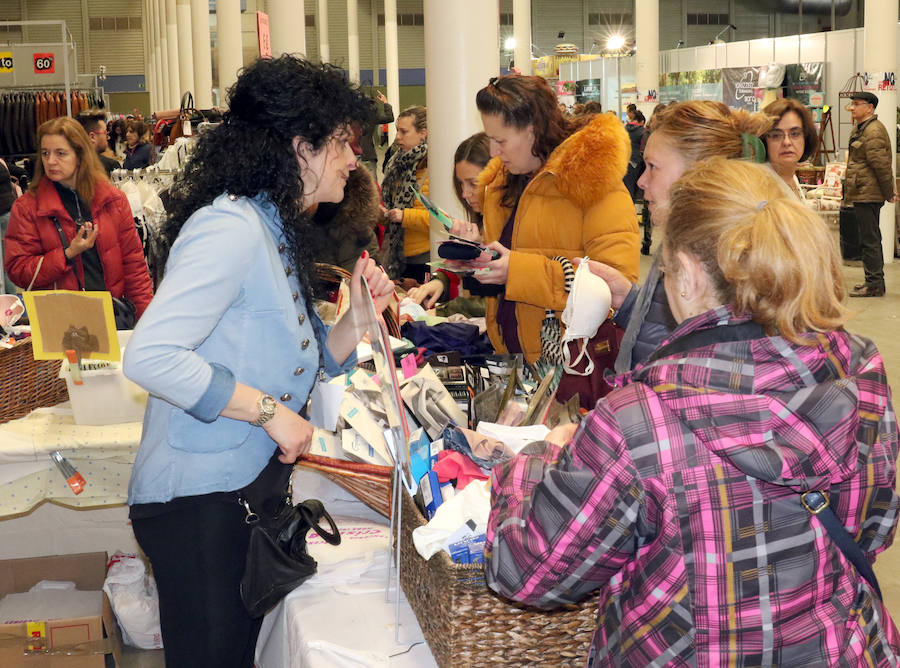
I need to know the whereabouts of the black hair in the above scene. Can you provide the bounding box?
[76,109,106,135]
[160,55,373,302]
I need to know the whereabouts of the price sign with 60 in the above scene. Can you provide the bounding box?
[33,53,55,74]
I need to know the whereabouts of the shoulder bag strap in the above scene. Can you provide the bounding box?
[50,216,84,291]
[800,490,882,600]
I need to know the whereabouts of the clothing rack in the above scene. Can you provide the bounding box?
[0,88,102,159]
[110,166,177,289]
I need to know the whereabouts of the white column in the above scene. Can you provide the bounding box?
[216,0,244,102]
[384,0,400,143]
[151,0,164,109]
[635,0,659,117]
[863,0,898,264]
[513,0,531,75]
[347,0,360,83]
[165,0,181,104]
[143,0,157,111]
[175,0,195,98]
[423,0,499,251]
[157,0,171,108]
[317,0,330,63]
[269,0,306,57]
[190,0,214,108]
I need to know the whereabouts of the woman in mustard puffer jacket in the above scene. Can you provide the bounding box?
[470,75,639,364]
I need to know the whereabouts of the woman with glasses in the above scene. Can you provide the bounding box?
[761,98,818,199]
[467,74,640,365]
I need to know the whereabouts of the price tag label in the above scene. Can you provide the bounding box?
[33,53,55,73]
[0,52,13,73]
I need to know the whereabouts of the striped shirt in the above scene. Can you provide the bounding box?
[486,307,900,666]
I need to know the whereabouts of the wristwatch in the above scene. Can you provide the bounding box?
[251,394,277,426]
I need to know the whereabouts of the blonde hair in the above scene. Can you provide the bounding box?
[31,117,107,203]
[648,100,773,165]
[664,158,848,343]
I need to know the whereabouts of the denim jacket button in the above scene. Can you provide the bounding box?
[301,339,310,350]
[280,393,292,402]
[285,266,293,277]
[292,291,299,301]
[298,313,306,325]
[278,242,286,253]
[294,367,305,376]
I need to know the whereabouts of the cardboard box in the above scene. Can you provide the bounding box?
[0,552,122,667]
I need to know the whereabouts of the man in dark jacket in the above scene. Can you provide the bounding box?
[843,91,897,297]
[359,91,393,180]
[76,110,120,177]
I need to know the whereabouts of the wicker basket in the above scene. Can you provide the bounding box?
[0,339,68,425]
[315,263,402,339]
[295,454,392,518]
[397,490,598,667]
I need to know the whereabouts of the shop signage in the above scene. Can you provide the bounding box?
[33,53,55,74]
[0,52,12,73]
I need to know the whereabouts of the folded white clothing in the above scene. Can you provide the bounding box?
[411,479,490,560]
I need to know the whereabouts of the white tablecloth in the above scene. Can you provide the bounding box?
[256,469,437,668]
[0,403,141,518]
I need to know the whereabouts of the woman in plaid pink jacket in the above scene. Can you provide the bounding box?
[486,158,900,667]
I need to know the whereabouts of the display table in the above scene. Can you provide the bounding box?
[0,403,141,518]
[0,403,142,560]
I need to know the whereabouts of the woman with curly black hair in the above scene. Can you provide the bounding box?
[122,55,394,667]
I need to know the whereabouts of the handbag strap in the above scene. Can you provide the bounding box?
[51,216,84,291]
[800,490,882,600]
[26,256,44,292]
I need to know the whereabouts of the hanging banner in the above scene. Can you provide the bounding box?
[575,78,602,104]
[658,70,722,104]
[0,52,12,73]
[722,66,763,111]
[256,12,271,58]
[784,62,825,105]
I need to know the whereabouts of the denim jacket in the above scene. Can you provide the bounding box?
[125,193,354,504]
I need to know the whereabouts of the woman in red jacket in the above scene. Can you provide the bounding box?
[4,117,153,320]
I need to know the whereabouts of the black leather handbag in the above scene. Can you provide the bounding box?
[238,450,341,618]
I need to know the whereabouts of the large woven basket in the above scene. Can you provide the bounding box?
[295,454,392,518]
[0,339,68,425]
[398,490,597,667]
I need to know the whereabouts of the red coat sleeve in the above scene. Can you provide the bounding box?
[4,195,70,290]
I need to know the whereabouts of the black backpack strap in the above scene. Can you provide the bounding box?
[646,321,765,364]
[800,490,882,600]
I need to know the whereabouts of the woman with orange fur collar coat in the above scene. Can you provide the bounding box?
[468,76,639,364]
